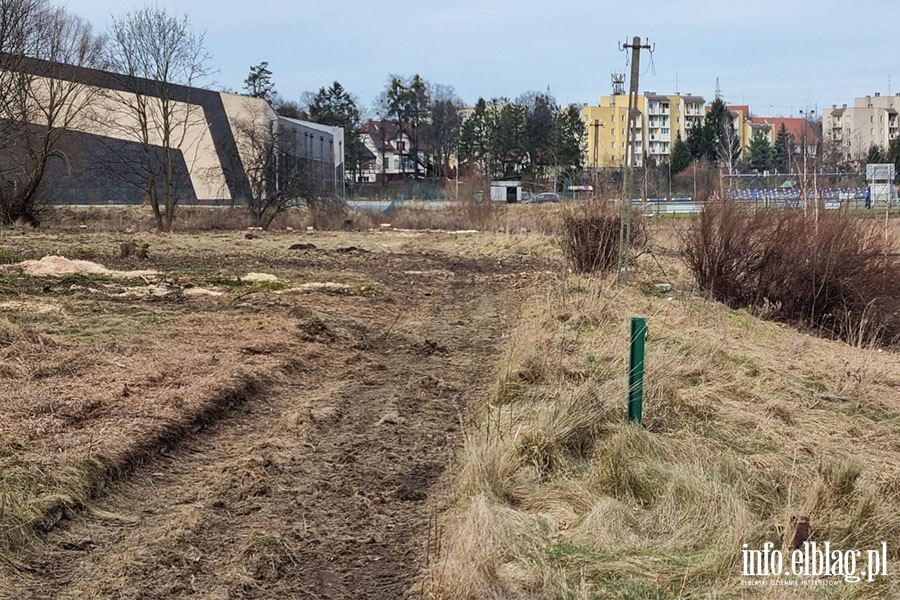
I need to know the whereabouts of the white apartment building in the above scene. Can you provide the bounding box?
[822,93,900,163]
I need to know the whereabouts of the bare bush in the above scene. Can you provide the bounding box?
[560,201,647,274]
[683,202,900,346]
[304,196,348,230]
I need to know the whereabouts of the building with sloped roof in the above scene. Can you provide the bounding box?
[357,119,427,183]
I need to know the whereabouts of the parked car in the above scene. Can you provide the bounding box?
[529,192,559,204]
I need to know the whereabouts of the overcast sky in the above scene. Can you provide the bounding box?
[68,0,898,118]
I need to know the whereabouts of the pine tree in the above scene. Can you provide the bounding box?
[554,104,586,173]
[702,99,728,164]
[888,138,900,182]
[243,62,275,102]
[686,122,704,160]
[306,81,365,178]
[670,131,691,174]
[866,144,886,164]
[747,130,775,171]
[774,123,793,173]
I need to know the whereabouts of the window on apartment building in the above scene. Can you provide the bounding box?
[611,142,616,149]
[871,129,875,135]
[871,116,874,123]
[662,128,669,134]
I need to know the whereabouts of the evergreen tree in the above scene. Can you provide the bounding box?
[686,121,704,159]
[306,81,365,179]
[494,102,528,175]
[243,62,275,102]
[747,129,775,171]
[702,98,728,164]
[308,81,358,126]
[774,123,793,173]
[554,104,586,173]
[888,138,900,182]
[459,97,492,176]
[524,93,556,169]
[866,144,886,164]
[670,131,691,174]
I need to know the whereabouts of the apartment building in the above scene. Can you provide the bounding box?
[822,93,900,162]
[582,92,704,168]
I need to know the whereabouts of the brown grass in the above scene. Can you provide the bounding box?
[40,201,569,236]
[0,310,299,559]
[428,220,900,599]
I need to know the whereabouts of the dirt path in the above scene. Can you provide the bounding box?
[0,249,533,599]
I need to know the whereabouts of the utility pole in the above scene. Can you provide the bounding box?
[618,36,653,284]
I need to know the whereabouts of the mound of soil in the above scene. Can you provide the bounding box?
[15,256,156,278]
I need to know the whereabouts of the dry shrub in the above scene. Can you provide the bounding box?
[560,201,647,274]
[683,202,900,346]
[304,197,349,230]
[458,198,500,231]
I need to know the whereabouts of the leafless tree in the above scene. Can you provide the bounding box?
[227,104,317,230]
[0,0,102,225]
[104,7,211,232]
[716,115,742,188]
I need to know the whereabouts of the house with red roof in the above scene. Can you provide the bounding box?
[357,120,427,184]
[747,116,820,159]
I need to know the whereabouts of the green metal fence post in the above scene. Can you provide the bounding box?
[628,317,647,425]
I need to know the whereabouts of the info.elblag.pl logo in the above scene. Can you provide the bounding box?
[741,542,889,585]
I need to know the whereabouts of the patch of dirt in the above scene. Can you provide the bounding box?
[0,235,542,599]
[0,300,62,314]
[282,282,353,294]
[242,272,279,283]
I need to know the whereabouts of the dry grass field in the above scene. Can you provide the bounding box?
[0,219,554,598]
[426,217,900,600]
[1,205,900,599]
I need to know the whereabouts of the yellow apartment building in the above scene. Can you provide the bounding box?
[582,92,705,168]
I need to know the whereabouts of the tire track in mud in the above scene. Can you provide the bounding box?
[0,256,529,599]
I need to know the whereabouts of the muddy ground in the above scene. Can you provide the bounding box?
[0,231,554,599]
